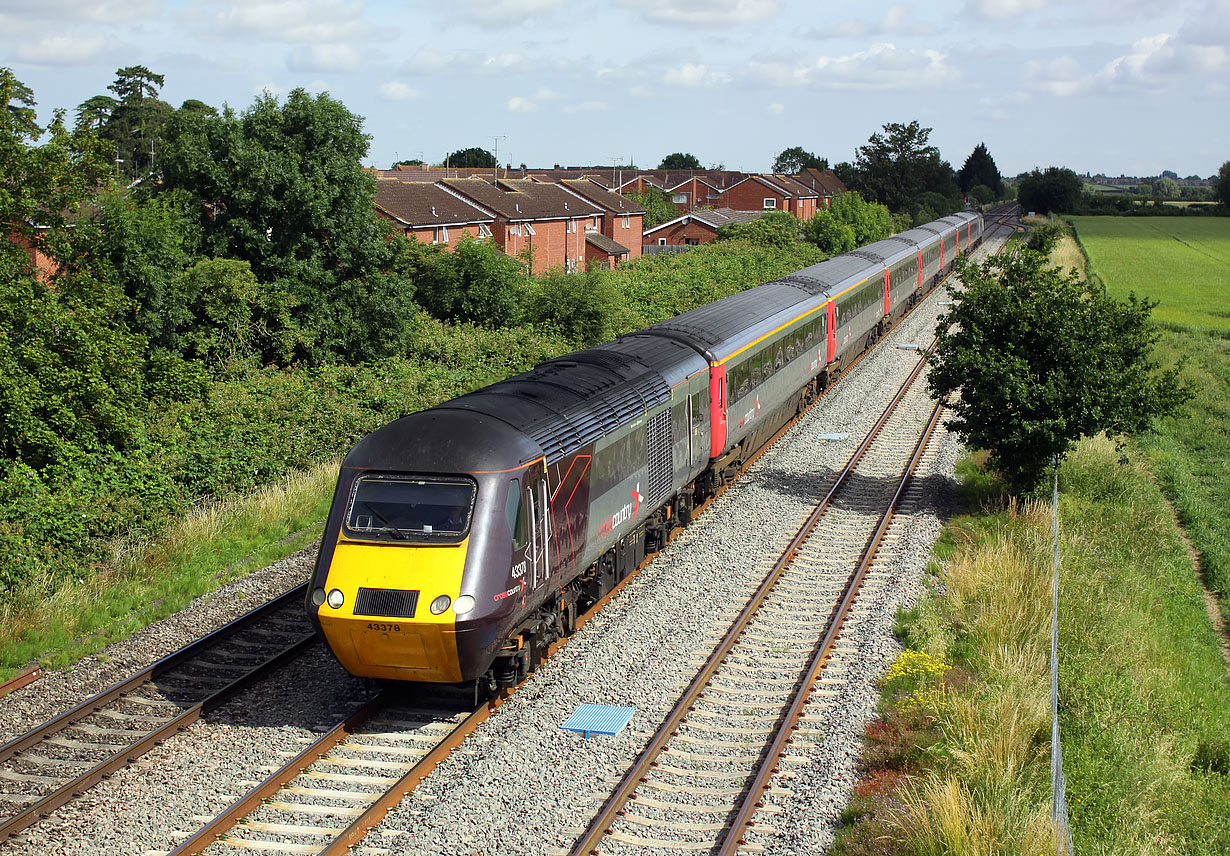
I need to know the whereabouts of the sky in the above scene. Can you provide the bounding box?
[2,0,1227,179]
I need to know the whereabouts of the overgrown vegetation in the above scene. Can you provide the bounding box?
[835,440,1230,855]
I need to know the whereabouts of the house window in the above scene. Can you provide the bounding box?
[763,198,777,209]
[567,219,576,233]
[672,193,688,204]
[622,215,630,229]
[440,226,449,243]
[658,237,667,246]
[685,238,699,246]
[525,223,536,236]
[478,224,492,238]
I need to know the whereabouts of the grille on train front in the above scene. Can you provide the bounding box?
[354,587,419,618]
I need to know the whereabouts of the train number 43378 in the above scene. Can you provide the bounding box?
[366,622,402,632]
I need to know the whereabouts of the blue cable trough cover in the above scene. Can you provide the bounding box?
[561,704,636,738]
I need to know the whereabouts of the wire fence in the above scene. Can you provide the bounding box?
[1051,461,1075,854]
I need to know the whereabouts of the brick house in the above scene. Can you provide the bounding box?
[441,177,605,274]
[559,178,646,265]
[795,168,849,208]
[721,174,820,219]
[374,179,495,246]
[642,207,770,248]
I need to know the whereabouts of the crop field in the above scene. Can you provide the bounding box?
[1069,217,1230,333]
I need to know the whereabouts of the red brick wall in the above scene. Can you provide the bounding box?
[603,212,643,259]
[725,180,788,213]
[645,219,718,246]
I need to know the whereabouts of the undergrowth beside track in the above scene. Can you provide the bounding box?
[834,438,1230,855]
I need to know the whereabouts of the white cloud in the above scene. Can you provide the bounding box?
[619,0,780,27]
[1178,0,1230,48]
[15,34,108,65]
[1,0,160,23]
[801,4,933,39]
[255,82,286,98]
[201,0,376,43]
[400,50,534,76]
[378,81,419,101]
[664,62,732,87]
[750,43,958,91]
[507,96,538,112]
[964,0,1056,19]
[457,0,569,27]
[767,102,784,114]
[1023,33,1230,96]
[287,43,362,73]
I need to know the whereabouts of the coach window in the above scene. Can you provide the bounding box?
[775,345,785,371]
[507,478,527,550]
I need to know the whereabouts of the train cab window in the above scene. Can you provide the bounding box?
[691,390,705,427]
[346,474,476,542]
[506,478,527,550]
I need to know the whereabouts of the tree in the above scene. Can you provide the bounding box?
[1216,161,1230,209]
[178,99,217,116]
[108,66,164,105]
[444,147,495,168]
[772,146,827,174]
[957,142,1003,198]
[828,191,893,246]
[159,88,417,363]
[1,68,39,138]
[1153,176,1181,198]
[658,152,703,170]
[1016,167,1084,214]
[927,249,1188,493]
[716,211,800,248]
[624,186,678,229]
[853,120,958,214]
[75,94,119,131]
[802,209,855,255]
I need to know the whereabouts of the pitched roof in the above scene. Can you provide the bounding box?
[560,179,647,215]
[798,168,849,195]
[642,207,771,235]
[440,177,604,221]
[374,180,494,227]
[585,231,631,255]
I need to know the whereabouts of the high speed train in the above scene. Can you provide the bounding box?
[306,211,983,689]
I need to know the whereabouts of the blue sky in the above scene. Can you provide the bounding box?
[2,0,1227,178]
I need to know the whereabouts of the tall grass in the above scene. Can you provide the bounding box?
[0,459,338,675]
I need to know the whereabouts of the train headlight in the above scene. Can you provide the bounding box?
[452,595,475,616]
[429,595,452,615]
[311,587,326,607]
[327,588,345,609]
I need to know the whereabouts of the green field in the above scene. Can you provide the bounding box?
[1070,217,1230,333]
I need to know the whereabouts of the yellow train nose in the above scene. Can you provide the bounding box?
[315,538,468,682]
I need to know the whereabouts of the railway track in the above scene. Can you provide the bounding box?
[565,336,944,856]
[0,584,316,842]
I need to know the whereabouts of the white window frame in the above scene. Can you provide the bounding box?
[658,237,667,246]
[763,198,777,209]
[478,223,493,238]
[621,215,630,229]
[440,225,449,243]
[524,222,536,236]
[672,193,688,204]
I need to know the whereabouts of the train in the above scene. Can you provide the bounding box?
[306,210,985,689]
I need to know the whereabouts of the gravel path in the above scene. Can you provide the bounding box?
[0,237,1002,855]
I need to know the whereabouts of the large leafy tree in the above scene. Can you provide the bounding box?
[1214,160,1230,209]
[658,152,703,170]
[444,146,496,168]
[957,142,1003,198]
[0,71,152,470]
[853,120,959,215]
[928,249,1189,493]
[772,146,828,174]
[624,186,678,228]
[86,65,173,181]
[1016,166,1084,214]
[158,88,416,363]
[801,191,892,254]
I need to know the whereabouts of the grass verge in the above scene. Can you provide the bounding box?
[0,460,338,678]
[834,437,1230,855]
